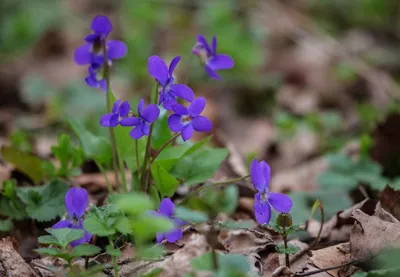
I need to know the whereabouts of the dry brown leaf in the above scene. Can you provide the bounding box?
[379,185,400,221]
[307,199,375,241]
[159,234,210,277]
[350,209,400,261]
[0,237,39,277]
[310,243,350,277]
[374,201,399,224]
[218,227,274,255]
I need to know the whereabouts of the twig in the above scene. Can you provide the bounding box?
[293,257,373,277]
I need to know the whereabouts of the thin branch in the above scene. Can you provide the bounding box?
[293,257,373,277]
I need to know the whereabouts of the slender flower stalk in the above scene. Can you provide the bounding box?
[103,40,121,190]
[141,83,159,191]
[145,132,181,172]
[108,238,119,277]
[211,174,250,186]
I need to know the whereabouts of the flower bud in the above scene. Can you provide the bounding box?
[276,213,293,229]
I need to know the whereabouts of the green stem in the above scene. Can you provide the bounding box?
[283,227,290,268]
[119,157,127,192]
[211,174,250,186]
[140,83,159,191]
[145,132,181,172]
[108,238,119,277]
[135,139,140,173]
[103,41,120,191]
[96,160,112,193]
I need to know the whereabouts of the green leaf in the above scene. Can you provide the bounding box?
[151,162,179,198]
[115,216,132,234]
[219,254,250,273]
[0,219,13,231]
[68,119,112,166]
[132,215,173,243]
[1,146,46,184]
[277,243,300,254]
[51,133,72,174]
[83,212,115,237]
[38,235,61,247]
[191,252,214,271]
[317,171,359,190]
[136,245,165,260]
[116,193,154,215]
[174,207,209,223]
[218,185,238,214]
[138,268,163,277]
[326,154,355,172]
[46,228,85,249]
[16,179,68,222]
[181,136,211,157]
[151,108,172,149]
[171,147,229,186]
[70,244,101,257]
[0,196,27,220]
[310,199,321,219]
[106,245,122,257]
[35,247,62,256]
[216,220,254,230]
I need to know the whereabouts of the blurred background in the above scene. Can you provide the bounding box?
[1,0,400,222]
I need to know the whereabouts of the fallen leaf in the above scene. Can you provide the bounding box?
[379,185,400,221]
[0,237,39,277]
[310,243,350,277]
[218,228,274,255]
[350,209,400,261]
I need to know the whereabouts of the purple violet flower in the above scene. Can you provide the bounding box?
[148,55,194,110]
[251,159,293,225]
[52,188,92,247]
[74,15,127,91]
[85,64,107,92]
[74,15,127,67]
[152,198,185,244]
[192,35,234,80]
[120,99,160,140]
[100,100,130,127]
[167,97,212,141]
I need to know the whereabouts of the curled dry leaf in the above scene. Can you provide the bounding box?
[379,185,400,221]
[307,199,375,241]
[0,237,39,277]
[350,209,400,261]
[218,227,274,255]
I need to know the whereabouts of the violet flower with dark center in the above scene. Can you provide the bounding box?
[167,97,212,141]
[100,100,130,127]
[52,188,92,247]
[251,159,293,225]
[120,99,160,140]
[192,35,234,80]
[74,15,127,91]
[151,198,185,244]
[148,55,194,110]
[74,15,127,67]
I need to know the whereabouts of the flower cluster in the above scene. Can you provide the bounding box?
[74,16,127,91]
[250,159,293,225]
[53,188,92,247]
[72,16,234,142]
